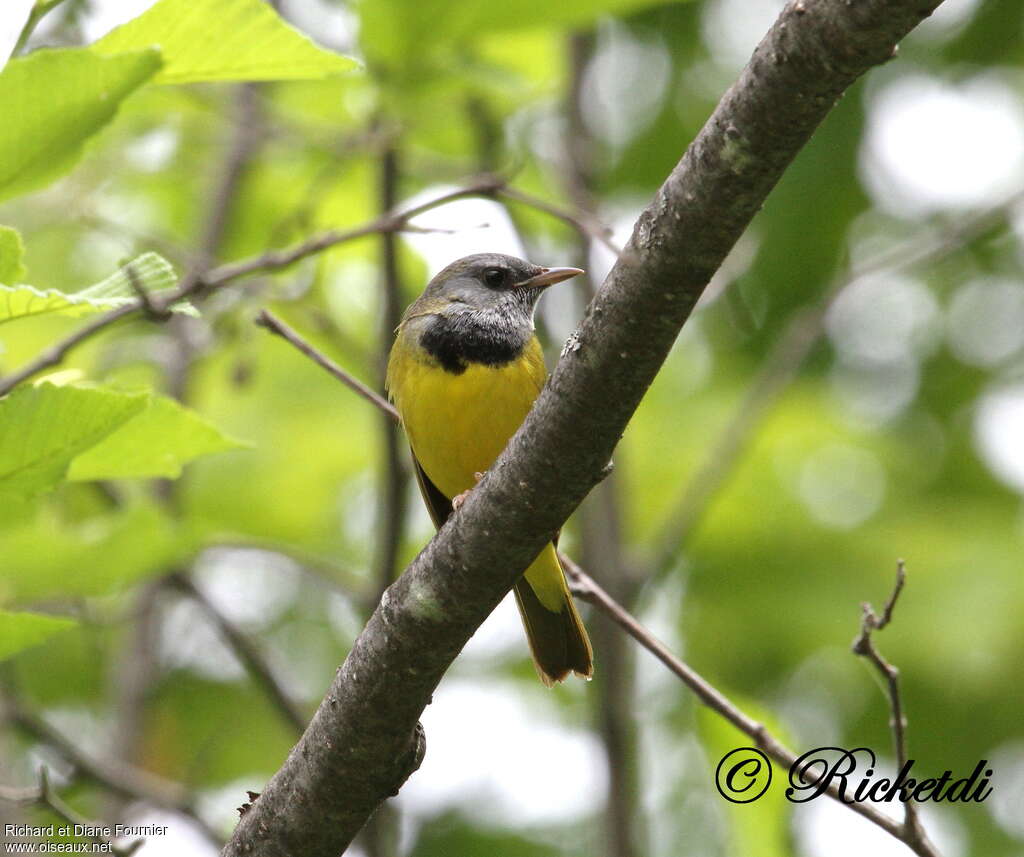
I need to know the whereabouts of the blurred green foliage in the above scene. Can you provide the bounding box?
[0,0,1021,855]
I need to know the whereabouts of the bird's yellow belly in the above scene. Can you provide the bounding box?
[397,359,541,499]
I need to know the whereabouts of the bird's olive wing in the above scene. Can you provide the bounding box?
[410,451,453,528]
[410,449,560,546]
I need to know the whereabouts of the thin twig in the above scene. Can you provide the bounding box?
[560,555,940,857]
[255,309,398,420]
[203,178,506,289]
[861,560,906,632]
[852,562,938,856]
[0,304,138,395]
[497,186,622,257]
[0,769,145,857]
[12,0,72,55]
[0,173,626,398]
[1,695,222,847]
[168,572,308,736]
[0,179,503,398]
[124,262,173,322]
[651,189,1024,573]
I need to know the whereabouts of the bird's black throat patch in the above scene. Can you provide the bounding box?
[418,311,529,374]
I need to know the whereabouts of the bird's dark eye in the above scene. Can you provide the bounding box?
[482,267,506,288]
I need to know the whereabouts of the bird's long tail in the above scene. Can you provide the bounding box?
[512,544,593,686]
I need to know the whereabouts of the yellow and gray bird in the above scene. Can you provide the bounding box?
[386,253,593,686]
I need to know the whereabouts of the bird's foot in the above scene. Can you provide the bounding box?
[452,472,485,510]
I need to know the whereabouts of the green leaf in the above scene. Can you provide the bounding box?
[0,504,186,604]
[0,384,148,499]
[0,252,195,324]
[0,47,161,202]
[0,610,77,661]
[93,0,357,84]
[0,226,26,284]
[0,384,243,499]
[69,394,248,481]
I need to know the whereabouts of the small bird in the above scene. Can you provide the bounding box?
[386,253,593,686]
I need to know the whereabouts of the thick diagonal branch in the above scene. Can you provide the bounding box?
[222,3,943,855]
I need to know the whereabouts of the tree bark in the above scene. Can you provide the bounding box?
[222,2,943,854]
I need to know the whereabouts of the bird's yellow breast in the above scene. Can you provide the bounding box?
[387,335,547,499]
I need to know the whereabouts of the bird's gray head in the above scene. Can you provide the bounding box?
[405,253,583,373]
[420,252,582,323]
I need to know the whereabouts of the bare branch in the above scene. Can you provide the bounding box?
[0,303,138,396]
[123,262,173,322]
[852,562,939,856]
[203,178,505,289]
[1,694,222,847]
[564,556,941,857]
[255,309,398,420]
[496,186,622,257]
[858,560,906,634]
[0,171,627,398]
[0,769,144,857]
[168,572,307,736]
[0,179,503,398]
[12,0,72,55]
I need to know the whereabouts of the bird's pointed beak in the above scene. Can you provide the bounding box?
[517,266,585,289]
